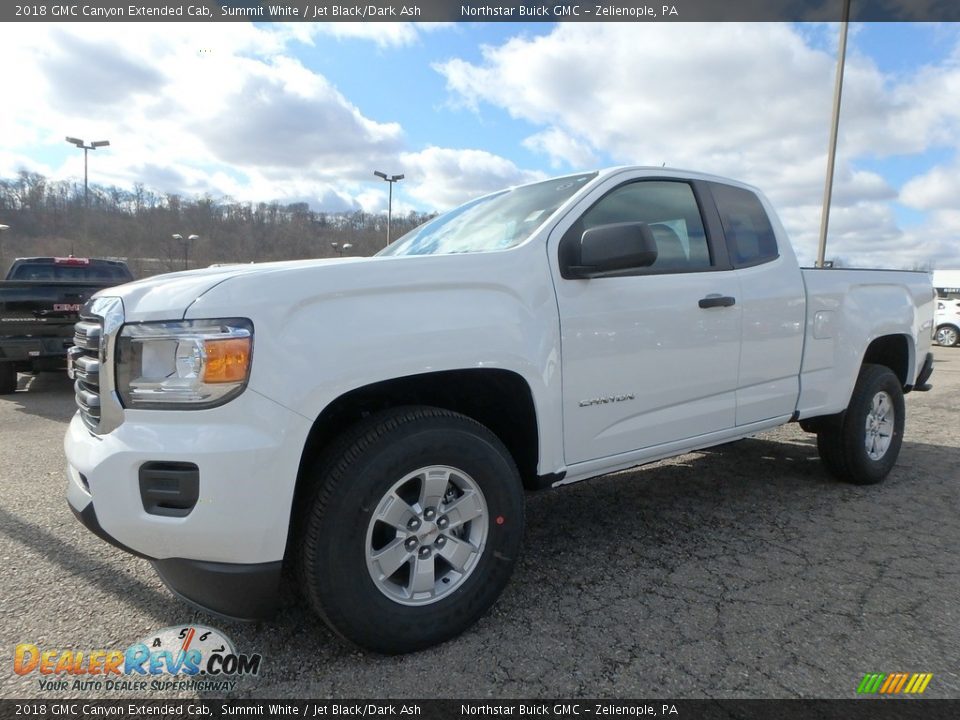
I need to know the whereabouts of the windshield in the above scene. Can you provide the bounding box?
[379,173,598,257]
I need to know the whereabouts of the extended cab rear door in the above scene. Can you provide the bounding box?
[702,182,806,425]
[548,172,742,466]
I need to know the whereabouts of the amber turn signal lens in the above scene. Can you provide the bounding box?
[202,338,251,383]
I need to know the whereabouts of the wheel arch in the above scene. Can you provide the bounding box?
[860,333,914,390]
[289,369,539,534]
[801,332,914,433]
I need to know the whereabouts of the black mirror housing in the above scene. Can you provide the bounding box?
[566,222,658,278]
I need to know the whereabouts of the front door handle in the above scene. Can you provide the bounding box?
[698,295,736,309]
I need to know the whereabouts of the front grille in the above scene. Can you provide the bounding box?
[72,318,103,430]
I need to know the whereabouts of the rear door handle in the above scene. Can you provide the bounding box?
[698,295,736,309]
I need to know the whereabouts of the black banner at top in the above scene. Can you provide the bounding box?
[6,0,960,22]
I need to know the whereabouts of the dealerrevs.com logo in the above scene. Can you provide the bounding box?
[14,625,262,693]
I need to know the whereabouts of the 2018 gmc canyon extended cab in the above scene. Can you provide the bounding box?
[64,168,935,653]
[0,256,132,394]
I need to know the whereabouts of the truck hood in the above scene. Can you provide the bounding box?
[97,258,369,322]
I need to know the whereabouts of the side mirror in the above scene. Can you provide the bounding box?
[566,222,658,278]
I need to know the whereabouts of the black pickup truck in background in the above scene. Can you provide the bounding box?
[0,257,133,393]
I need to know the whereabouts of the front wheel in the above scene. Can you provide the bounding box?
[815,364,905,485]
[935,324,959,347]
[299,406,525,654]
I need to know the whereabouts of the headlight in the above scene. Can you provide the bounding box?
[116,318,253,409]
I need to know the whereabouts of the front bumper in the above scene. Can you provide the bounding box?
[65,387,312,620]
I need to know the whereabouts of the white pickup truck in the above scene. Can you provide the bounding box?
[65,168,935,653]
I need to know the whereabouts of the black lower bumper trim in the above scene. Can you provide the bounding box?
[153,558,282,622]
[70,500,152,560]
[70,499,281,621]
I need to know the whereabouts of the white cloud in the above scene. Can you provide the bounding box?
[0,22,470,214]
[523,128,597,169]
[399,146,545,209]
[190,55,403,172]
[436,23,960,268]
[901,161,960,211]
[899,206,960,271]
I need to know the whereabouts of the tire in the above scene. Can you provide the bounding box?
[935,324,959,347]
[799,418,822,434]
[0,363,17,394]
[815,364,905,485]
[300,406,525,654]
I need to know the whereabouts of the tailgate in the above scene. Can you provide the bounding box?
[0,282,104,338]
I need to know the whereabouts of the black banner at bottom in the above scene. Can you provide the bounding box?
[1,700,958,720]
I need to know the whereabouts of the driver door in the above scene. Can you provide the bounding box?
[549,176,742,466]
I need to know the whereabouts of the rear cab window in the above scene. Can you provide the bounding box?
[709,183,779,268]
[9,260,132,282]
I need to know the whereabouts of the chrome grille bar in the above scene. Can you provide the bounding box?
[74,321,102,350]
[73,354,100,386]
[72,317,103,430]
[71,297,124,434]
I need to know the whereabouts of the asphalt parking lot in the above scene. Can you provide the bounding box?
[1,348,958,700]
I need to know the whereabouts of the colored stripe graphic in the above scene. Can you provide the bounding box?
[858,673,932,694]
[914,674,933,694]
[894,673,909,693]
[857,673,885,693]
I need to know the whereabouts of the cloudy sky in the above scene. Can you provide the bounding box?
[1,21,958,268]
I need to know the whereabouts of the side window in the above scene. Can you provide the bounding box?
[566,180,712,273]
[711,183,779,268]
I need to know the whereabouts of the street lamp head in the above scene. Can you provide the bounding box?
[330,241,339,249]
[172,234,183,240]
[393,174,404,181]
[0,225,9,231]
[91,140,110,148]
[188,234,199,241]
[373,171,387,180]
[65,137,84,147]
[342,243,353,251]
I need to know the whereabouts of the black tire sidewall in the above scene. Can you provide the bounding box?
[306,414,524,653]
[0,364,16,394]
[840,366,905,484]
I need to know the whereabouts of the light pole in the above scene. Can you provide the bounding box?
[816,0,851,268]
[172,234,199,270]
[374,171,404,246]
[66,137,110,254]
[0,224,8,274]
[330,241,353,257]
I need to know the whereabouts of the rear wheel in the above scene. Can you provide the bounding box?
[935,324,959,347]
[299,406,524,654]
[0,363,17,394]
[815,364,905,485]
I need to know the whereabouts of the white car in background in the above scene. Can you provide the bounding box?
[935,299,960,346]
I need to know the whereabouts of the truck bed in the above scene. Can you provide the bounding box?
[797,267,935,419]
